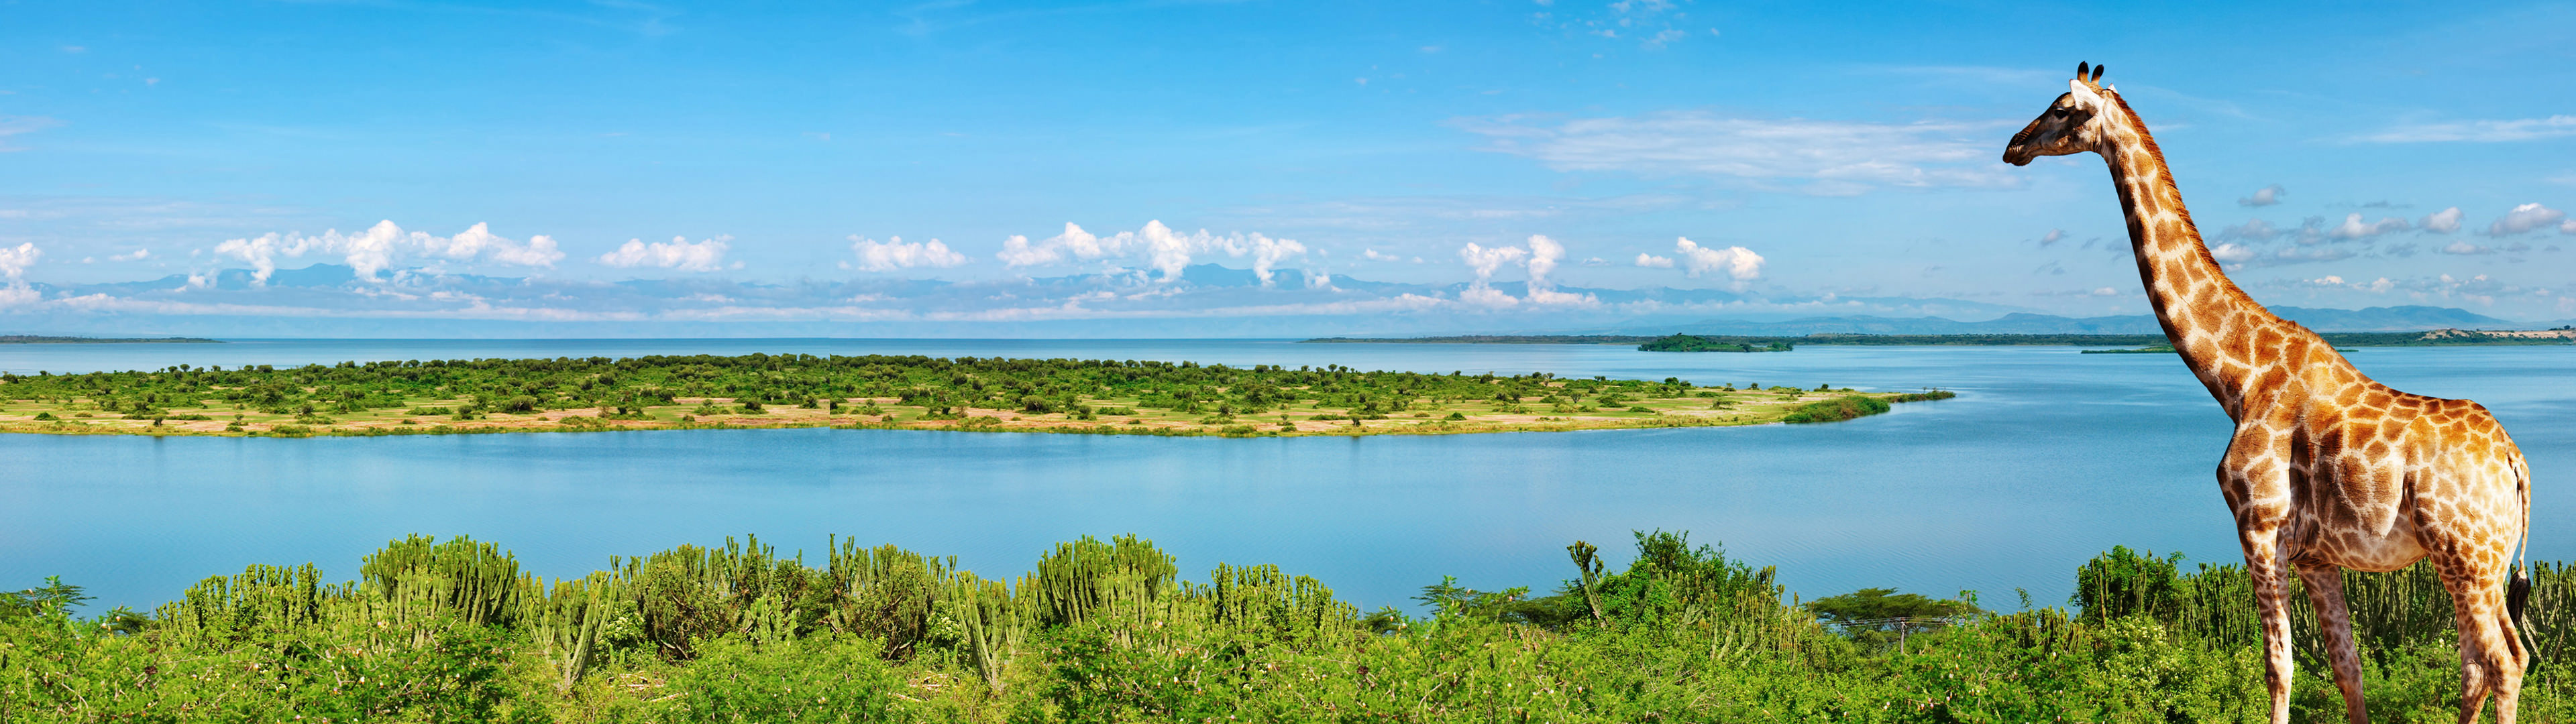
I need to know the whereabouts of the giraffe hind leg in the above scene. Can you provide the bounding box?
[2432,545,2524,724]
[2298,564,2369,724]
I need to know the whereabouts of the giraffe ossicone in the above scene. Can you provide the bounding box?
[2003,62,2535,724]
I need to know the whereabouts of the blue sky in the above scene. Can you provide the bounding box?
[3,1,2573,335]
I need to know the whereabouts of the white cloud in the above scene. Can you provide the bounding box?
[2218,219,2282,242]
[598,235,734,273]
[2327,213,2410,240]
[2442,241,2495,255]
[846,235,967,272]
[1634,253,1674,268]
[2237,184,2284,206]
[1360,249,1402,261]
[1456,242,1528,285]
[1520,235,1599,306]
[0,242,40,280]
[1458,112,2010,194]
[2487,203,2567,236]
[109,249,150,261]
[1669,237,1764,289]
[2420,206,2463,234]
[215,221,566,283]
[996,221,1308,285]
[2208,243,2257,263]
[2357,115,2576,143]
[2038,229,2065,246]
[1458,286,1520,308]
[2310,276,2345,286]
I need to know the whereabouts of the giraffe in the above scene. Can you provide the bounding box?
[2002,62,2535,724]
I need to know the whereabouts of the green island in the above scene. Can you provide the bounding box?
[1635,333,1796,353]
[7,532,2576,721]
[0,354,1952,438]
[0,335,223,344]
[1309,328,2576,350]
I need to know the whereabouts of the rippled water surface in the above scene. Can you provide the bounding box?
[2,339,2569,611]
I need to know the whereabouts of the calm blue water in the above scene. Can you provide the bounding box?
[1,339,2569,613]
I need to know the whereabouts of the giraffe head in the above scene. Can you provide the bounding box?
[2002,62,2115,166]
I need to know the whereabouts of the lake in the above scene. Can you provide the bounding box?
[2,339,2569,613]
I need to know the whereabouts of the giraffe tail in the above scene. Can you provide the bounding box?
[2509,458,2535,670]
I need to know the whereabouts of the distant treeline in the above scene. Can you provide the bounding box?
[0,335,222,344]
[1303,335,1658,345]
[1310,329,2574,351]
[9,532,2576,721]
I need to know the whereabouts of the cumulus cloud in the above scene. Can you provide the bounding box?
[2487,203,2567,236]
[1458,112,2009,194]
[109,249,150,261]
[2208,243,2257,263]
[598,235,735,273]
[1456,242,1528,285]
[846,235,967,273]
[0,242,40,280]
[2327,213,2410,241]
[1521,235,1599,306]
[1634,253,1674,268]
[2357,115,2576,143]
[2419,206,2463,234]
[1664,237,1765,290]
[996,221,1308,285]
[2237,184,2284,206]
[215,221,566,283]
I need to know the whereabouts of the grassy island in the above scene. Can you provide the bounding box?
[0,354,1952,438]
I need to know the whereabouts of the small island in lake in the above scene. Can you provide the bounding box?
[0,354,1952,437]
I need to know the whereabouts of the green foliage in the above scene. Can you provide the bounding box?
[660,635,910,723]
[16,534,2576,722]
[2073,545,2184,623]
[1780,395,1891,423]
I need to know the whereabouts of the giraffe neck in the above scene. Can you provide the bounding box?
[2093,93,2288,418]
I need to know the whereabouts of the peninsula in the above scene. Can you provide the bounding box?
[0,353,1950,438]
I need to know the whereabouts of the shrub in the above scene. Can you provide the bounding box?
[661,636,909,723]
[1780,396,1892,424]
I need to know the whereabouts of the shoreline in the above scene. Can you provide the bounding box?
[0,391,1937,438]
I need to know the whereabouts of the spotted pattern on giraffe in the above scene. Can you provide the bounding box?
[2002,64,2533,724]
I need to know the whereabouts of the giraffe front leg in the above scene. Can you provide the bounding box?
[2221,428,2300,724]
[2298,564,2368,723]
[2240,526,2297,724]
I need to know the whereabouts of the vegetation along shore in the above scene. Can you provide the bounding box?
[0,353,1953,438]
[7,532,2576,721]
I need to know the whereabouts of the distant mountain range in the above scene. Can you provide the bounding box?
[1,260,2561,339]
[1646,306,2525,336]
